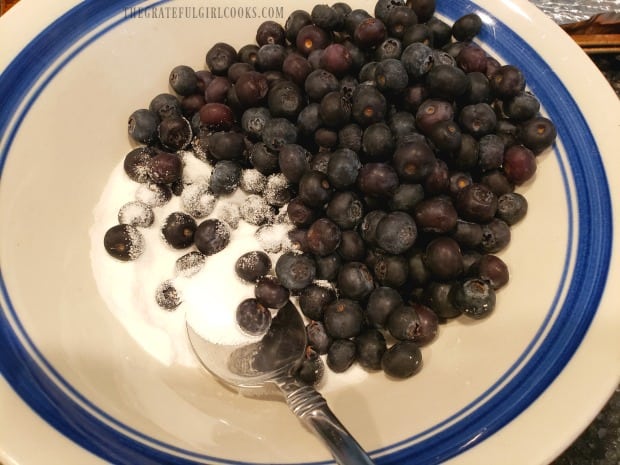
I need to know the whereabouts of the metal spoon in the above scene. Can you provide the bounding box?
[187,300,375,465]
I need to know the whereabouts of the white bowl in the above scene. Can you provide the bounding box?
[1,0,619,464]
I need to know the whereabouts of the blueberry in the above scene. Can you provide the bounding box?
[337,262,375,301]
[356,163,399,198]
[175,251,206,277]
[374,58,408,93]
[275,252,316,291]
[194,218,230,255]
[135,181,172,207]
[206,42,238,75]
[353,17,387,49]
[298,170,333,208]
[128,109,159,144]
[459,103,497,138]
[208,131,245,160]
[337,230,367,262]
[304,69,339,101]
[236,298,271,335]
[324,299,364,338]
[455,183,498,223]
[161,212,197,249]
[296,24,331,56]
[117,201,154,228]
[169,65,199,96]
[374,0,405,23]
[428,120,462,153]
[239,194,275,226]
[146,151,183,184]
[315,253,342,281]
[155,280,181,310]
[373,254,409,288]
[319,43,353,77]
[451,219,483,248]
[326,338,357,373]
[477,134,505,172]
[262,117,298,151]
[209,160,241,196]
[402,23,432,47]
[326,148,361,189]
[423,236,464,281]
[381,341,422,378]
[150,93,181,120]
[452,278,496,319]
[426,16,452,47]
[490,65,526,99]
[519,116,557,154]
[236,72,270,108]
[423,281,462,319]
[297,103,322,135]
[254,276,290,309]
[268,80,305,119]
[503,91,540,121]
[366,286,403,329]
[392,140,436,183]
[475,254,509,290]
[408,250,431,288]
[256,20,286,46]
[299,283,337,320]
[401,42,434,80]
[326,191,364,230]
[497,192,528,225]
[502,144,537,185]
[375,211,417,255]
[375,37,404,61]
[386,6,417,38]
[426,64,468,100]
[452,134,479,171]
[452,13,482,41]
[351,85,387,126]
[362,122,395,160]
[249,142,279,175]
[415,98,454,135]
[282,53,313,86]
[306,321,333,355]
[124,146,155,183]
[389,183,425,212]
[479,218,511,253]
[263,173,292,207]
[235,251,272,283]
[103,224,144,261]
[295,347,325,385]
[359,209,387,244]
[181,182,215,218]
[387,305,433,342]
[198,102,235,131]
[355,329,387,371]
[319,91,352,128]
[306,217,342,257]
[276,144,309,183]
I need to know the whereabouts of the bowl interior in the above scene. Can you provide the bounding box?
[0,0,612,464]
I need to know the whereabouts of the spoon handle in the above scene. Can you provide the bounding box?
[278,380,375,465]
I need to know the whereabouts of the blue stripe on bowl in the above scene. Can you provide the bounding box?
[0,0,613,464]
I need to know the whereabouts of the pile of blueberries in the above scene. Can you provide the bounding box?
[105,0,557,380]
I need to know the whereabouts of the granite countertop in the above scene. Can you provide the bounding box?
[0,1,618,464]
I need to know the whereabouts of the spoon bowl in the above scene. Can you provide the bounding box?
[187,301,375,465]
